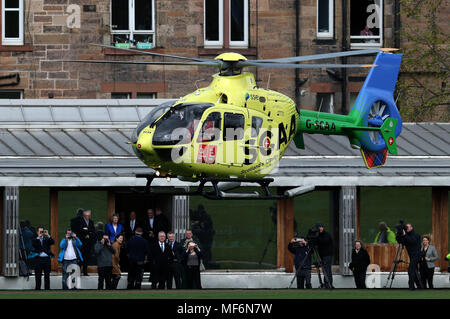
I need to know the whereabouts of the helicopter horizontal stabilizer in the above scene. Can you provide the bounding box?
[379,118,398,155]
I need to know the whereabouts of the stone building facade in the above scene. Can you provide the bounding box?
[0,0,443,115]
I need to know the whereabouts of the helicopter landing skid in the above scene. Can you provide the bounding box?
[134,174,315,200]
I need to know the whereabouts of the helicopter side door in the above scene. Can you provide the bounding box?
[222,111,247,167]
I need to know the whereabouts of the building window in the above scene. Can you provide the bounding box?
[0,90,23,98]
[111,0,155,46]
[204,0,248,48]
[205,0,223,47]
[2,0,24,45]
[111,92,156,99]
[317,93,334,113]
[349,92,358,110]
[317,0,333,39]
[350,0,383,49]
[136,92,156,99]
[111,92,132,99]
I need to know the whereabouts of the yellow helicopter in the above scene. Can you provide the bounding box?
[65,45,402,199]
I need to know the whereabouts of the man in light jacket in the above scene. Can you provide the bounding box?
[58,228,83,290]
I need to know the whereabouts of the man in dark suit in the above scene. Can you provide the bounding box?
[70,208,84,233]
[126,227,151,289]
[167,231,183,289]
[72,210,95,275]
[155,207,170,235]
[143,208,157,243]
[150,231,173,289]
[33,227,55,290]
[124,211,140,240]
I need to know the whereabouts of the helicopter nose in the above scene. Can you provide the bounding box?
[136,131,153,155]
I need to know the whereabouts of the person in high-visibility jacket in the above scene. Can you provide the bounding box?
[373,222,397,244]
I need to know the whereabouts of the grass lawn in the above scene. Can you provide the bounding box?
[0,289,449,299]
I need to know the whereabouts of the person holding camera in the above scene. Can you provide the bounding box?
[396,223,422,290]
[182,240,203,289]
[32,227,55,290]
[315,222,334,289]
[94,234,116,289]
[419,235,438,288]
[349,240,371,289]
[288,237,312,289]
[58,229,83,290]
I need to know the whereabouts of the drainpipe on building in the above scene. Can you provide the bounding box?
[295,0,301,109]
[394,0,401,49]
[340,0,348,115]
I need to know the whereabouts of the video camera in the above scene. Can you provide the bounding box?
[395,220,407,235]
[306,227,320,246]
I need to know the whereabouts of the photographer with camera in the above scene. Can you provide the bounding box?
[182,240,203,289]
[288,237,312,289]
[58,229,83,290]
[32,227,55,290]
[395,222,422,290]
[315,222,334,289]
[94,234,116,289]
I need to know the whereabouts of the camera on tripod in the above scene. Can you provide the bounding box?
[395,220,407,235]
[306,227,319,246]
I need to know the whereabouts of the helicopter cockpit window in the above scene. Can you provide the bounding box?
[153,103,214,145]
[224,112,245,141]
[251,116,263,137]
[132,101,174,143]
[197,112,221,142]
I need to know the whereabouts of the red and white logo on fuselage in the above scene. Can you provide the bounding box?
[197,144,217,164]
[263,137,271,149]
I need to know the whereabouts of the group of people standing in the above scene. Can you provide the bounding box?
[32,207,204,290]
[288,221,442,290]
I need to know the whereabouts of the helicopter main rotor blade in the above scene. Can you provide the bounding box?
[89,43,212,63]
[238,61,377,69]
[252,49,385,63]
[59,59,222,67]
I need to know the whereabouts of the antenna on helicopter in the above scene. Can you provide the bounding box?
[317,98,324,120]
[266,73,271,89]
[395,92,401,104]
[195,79,205,90]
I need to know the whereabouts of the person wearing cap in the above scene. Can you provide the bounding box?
[373,222,397,244]
[315,222,334,289]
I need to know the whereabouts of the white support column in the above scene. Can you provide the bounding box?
[172,195,190,242]
[3,187,19,277]
[339,186,357,275]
